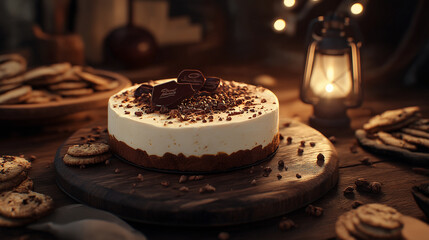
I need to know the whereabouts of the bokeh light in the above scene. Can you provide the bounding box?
[273,19,286,32]
[350,3,364,15]
[283,0,295,8]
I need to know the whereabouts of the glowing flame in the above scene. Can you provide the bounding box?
[283,0,295,8]
[325,83,334,93]
[273,19,286,32]
[351,3,363,15]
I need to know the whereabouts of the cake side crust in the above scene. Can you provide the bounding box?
[109,133,280,172]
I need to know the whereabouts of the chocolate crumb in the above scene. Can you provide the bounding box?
[279,134,284,140]
[278,217,297,231]
[264,166,272,173]
[218,231,230,240]
[355,178,372,192]
[124,111,130,114]
[300,141,305,147]
[114,168,120,173]
[296,173,301,179]
[261,99,267,103]
[179,175,188,183]
[352,200,364,209]
[277,173,282,180]
[343,186,355,196]
[161,181,170,187]
[251,179,257,185]
[135,111,143,117]
[310,142,316,147]
[329,136,336,143]
[283,122,291,127]
[199,184,216,193]
[226,117,232,121]
[179,186,189,192]
[369,182,382,194]
[305,205,323,217]
[137,173,144,181]
[287,137,292,144]
[297,148,304,155]
[278,159,284,168]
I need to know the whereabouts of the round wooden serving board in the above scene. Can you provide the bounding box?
[54,120,339,226]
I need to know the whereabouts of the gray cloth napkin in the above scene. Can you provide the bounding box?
[28,204,147,240]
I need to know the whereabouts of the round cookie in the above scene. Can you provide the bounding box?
[364,106,420,133]
[0,171,27,192]
[76,71,111,86]
[24,62,71,83]
[0,83,20,94]
[67,143,110,157]
[0,75,25,85]
[0,155,31,182]
[0,54,27,79]
[377,131,417,151]
[0,85,32,105]
[355,203,402,230]
[0,191,54,219]
[63,153,111,166]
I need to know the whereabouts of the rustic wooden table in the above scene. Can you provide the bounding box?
[0,73,428,240]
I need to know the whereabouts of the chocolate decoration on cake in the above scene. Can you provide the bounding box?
[134,84,153,98]
[151,80,195,107]
[177,69,206,91]
[201,77,221,92]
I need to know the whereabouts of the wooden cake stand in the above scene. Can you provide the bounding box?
[54,120,338,226]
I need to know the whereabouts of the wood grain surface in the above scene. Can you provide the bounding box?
[0,69,131,120]
[1,69,428,239]
[54,120,339,226]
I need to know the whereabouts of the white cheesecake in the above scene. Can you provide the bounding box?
[108,79,279,172]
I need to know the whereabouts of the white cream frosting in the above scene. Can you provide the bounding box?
[108,80,279,157]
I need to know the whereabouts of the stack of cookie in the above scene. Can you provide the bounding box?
[336,203,404,240]
[63,142,111,166]
[0,53,119,105]
[363,106,429,152]
[0,155,33,193]
[0,155,54,227]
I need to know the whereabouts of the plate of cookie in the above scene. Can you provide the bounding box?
[355,106,429,165]
[0,54,131,120]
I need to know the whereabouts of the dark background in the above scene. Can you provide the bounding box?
[0,0,428,88]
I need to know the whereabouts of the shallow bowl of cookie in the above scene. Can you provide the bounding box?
[0,68,131,121]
